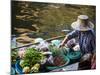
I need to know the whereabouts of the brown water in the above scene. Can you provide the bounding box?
[11,1,96,45]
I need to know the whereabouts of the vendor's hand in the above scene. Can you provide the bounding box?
[73,44,80,51]
[59,43,65,48]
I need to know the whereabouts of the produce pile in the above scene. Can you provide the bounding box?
[19,48,45,73]
[48,45,63,56]
[53,56,66,66]
[11,40,81,74]
[48,45,68,66]
[11,44,69,74]
[11,49,18,64]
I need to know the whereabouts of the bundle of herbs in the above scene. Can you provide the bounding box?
[48,45,61,56]
[48,45,67,56]
[19,48,45,73]
[48,45,68,66]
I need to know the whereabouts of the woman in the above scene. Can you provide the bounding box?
[60,15,95,55]
[60,15,96,69]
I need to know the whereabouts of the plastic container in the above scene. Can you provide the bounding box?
[51,40,61,47]
[11,67,16,75]
[15,60,24,74]
[46,56,70,71]
[67,51,82,63]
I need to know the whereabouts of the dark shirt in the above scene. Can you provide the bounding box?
[67,30,95,54]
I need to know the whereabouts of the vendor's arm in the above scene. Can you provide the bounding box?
[60,30,78,47]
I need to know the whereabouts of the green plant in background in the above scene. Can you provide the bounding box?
[11,49,18,64]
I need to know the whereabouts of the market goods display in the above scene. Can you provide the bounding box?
[46,56,70,70]
[16,48,45,73]
[13,42,82,74]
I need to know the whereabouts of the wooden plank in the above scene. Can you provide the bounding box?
[11,35,66,50]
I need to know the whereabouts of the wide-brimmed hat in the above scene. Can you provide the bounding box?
[71,15,94,31]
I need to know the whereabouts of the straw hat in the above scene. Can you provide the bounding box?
[71,15,94,31]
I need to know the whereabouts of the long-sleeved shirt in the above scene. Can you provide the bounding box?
[67,29,95,54]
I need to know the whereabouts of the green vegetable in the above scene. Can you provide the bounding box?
[31,63,40,73]
[48,45,64,56]
[23,66,30,73]
[20,60,28,68]
[21,48,45,69]
[24,48,44,65]
[11,49,18,64]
